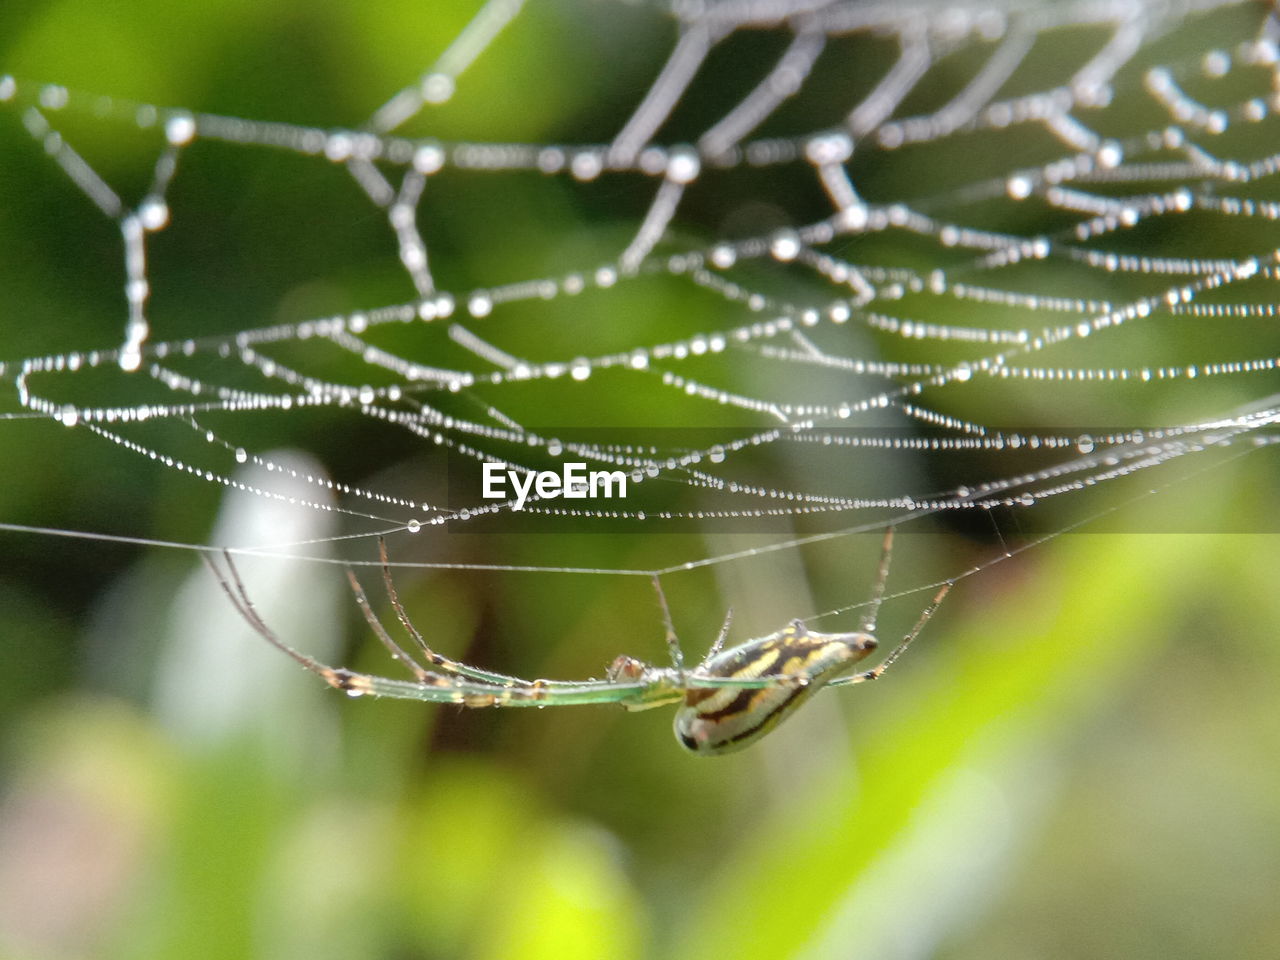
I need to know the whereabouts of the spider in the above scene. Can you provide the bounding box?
[203,527,951,755]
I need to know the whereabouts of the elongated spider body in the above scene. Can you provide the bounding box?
[671,621,878,754]
[204,528,949,754]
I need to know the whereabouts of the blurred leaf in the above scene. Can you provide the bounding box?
[675,531,1226,960]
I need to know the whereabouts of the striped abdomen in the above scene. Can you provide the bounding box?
[673,620,877,755]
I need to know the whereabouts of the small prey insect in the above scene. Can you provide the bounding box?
[203,528,951,755]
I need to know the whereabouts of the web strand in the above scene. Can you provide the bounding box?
[0,0,1276,593]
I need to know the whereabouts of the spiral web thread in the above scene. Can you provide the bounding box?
[1,0,1278,568]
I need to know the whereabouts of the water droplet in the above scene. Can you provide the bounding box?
[1202,49,1230,77]
[1096,141,1123,168]
[125,278,149,307]
[571,151,603,181]
[770,230,801,262]
[406,518,421,533]
[400,241,426,271]
[165,112,196,145]
[804,132,852,165]
[666,147,700,184]
[39,85,69,110]
[324,133,354,162]
[537,147,565,173]
[839,204,869,230]
[711,245,736,268]
[1006,175,1032,199]
[138,198,170,230]
[413,141,445,174]
[234,447,248,463]
[421,73,455,104]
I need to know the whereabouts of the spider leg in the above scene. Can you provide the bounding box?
[651,575,687,681]
[346,567,432,681]
[205,549,368,692]
[858,525,895,633]
[831,582,952,687]
[453,678,658,708]
[206,551,655,707]
[376,537,529,686]
[699,608,734,667]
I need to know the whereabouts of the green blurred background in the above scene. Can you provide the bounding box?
[2,1,1279,958]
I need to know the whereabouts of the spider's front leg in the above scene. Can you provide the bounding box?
[206,550,658,708]
[828,582,952,688]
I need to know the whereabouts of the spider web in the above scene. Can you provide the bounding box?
[1,0,1278,602]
